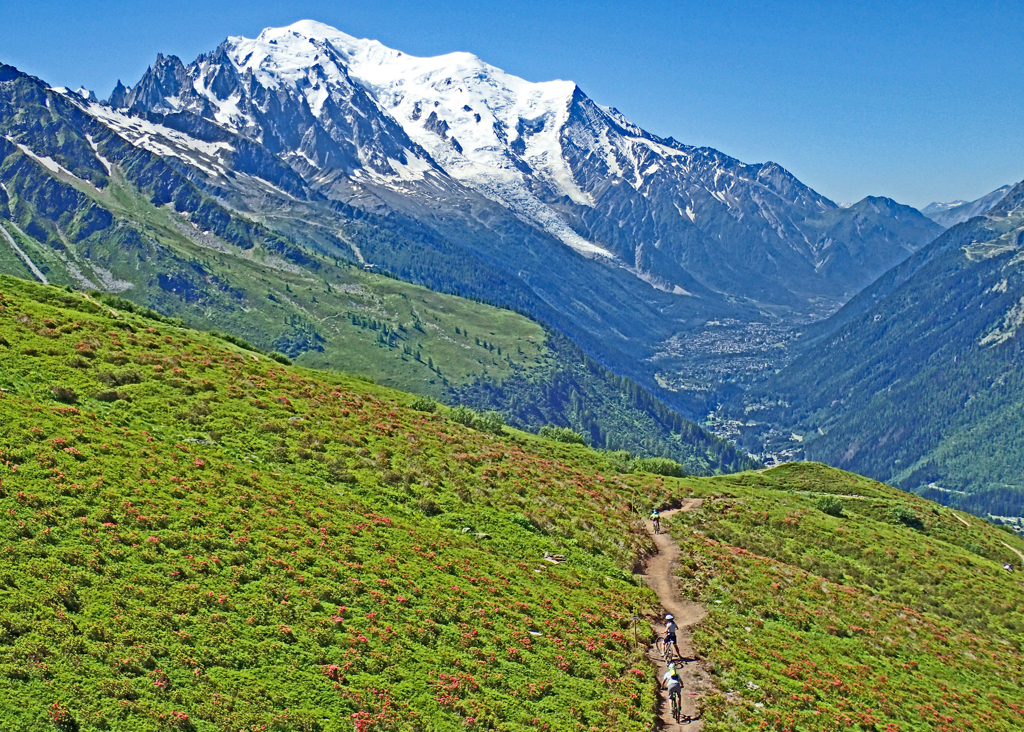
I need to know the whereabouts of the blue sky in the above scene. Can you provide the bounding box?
[3,0,1021,208]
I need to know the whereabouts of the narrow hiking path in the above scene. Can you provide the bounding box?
[1003,541,1024,566]
[948,511,1023,566]
[641,499,710,730]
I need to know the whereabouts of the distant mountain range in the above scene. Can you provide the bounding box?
[7,20,993,486]
[922,184,1011,228]
[7,19,1024,519]
[38,20,940,403]
[738,179,1024,515]
[0,61,757,473]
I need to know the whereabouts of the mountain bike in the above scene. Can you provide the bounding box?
[662,634,680,662]
[652,516,660,534]
[669,685,683,722]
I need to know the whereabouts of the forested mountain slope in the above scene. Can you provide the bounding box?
[739,180,1024,515]
[0,65,750,473]
[1,277,1022,731]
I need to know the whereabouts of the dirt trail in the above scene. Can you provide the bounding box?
[641,499,710,730]
[1003,541,1024,566]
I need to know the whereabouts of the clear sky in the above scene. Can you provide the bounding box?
[2,0,1022,208]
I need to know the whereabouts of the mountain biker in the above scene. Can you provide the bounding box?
[663,613,679,657]
[662,662,683,718]
[650,508,660,534]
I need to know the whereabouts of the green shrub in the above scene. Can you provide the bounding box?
[539,425,587,445]
[888,505,924,530]
[96,292,166,323]
[510,513,538,533]
[416,498,443,516]
[633,456,685,477]
[51,385,77,403]
[210,331,261,354]
[448,405,477,428]
[97,369,142,387]
[325,458,357,484]
[410,396,437,413]
[476,410,506,435]
[816,496,845,517]
[604,450,634,474]
[269,352,292,365]
[963,542,986,557]
[447,406,505,435]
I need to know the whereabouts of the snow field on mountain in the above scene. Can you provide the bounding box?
[83,18,945,313]
[82,102,233,178]
[219,21,617,258]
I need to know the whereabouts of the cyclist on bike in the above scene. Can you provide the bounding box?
[650,508,660,534]
[663,613,679,657]
[662,662,683,719]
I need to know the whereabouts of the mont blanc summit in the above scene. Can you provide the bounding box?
[104,20,941,310]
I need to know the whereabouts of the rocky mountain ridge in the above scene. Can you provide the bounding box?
[106,20,942,318]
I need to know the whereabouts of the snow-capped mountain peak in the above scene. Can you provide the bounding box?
[922,185,1012,228]
[105,20,943,301]
[220,21,602,253]
[224,21,364,115]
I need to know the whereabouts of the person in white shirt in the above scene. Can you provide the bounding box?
[663,613,679,658]
[662,662,683,719]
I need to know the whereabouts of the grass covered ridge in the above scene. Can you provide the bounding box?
[0,277,659,731]
[663,464,1024,731]
[2,275,1023,731]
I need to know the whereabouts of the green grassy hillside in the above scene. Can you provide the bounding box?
[1,276,1021,731]
[0,276,660,731]
[665,464,1024,731]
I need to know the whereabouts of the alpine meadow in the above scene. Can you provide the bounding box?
[1,8,1023,731]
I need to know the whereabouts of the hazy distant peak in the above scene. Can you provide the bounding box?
[922,185,1012,228]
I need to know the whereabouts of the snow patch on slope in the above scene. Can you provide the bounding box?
[385,150,433,182]
[9,138,64,175]
[0,223,49,284]
[83,103,233,177]
[84,134,113,174]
